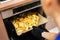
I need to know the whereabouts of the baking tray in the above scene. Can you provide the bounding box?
[11,12,48,36]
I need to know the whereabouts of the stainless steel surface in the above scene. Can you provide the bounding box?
[1,9,13,19]
[2,5,41,19]
[13,5,41,16]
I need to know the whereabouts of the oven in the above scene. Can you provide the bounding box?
[1,0,48,40]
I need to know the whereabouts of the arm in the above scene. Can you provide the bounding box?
[52,13,60,30]
[41,0,60,30]
[41,0,60,40]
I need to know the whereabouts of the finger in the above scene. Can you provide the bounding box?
[42,32,57,40]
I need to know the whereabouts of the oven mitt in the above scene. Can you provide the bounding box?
[31,26,48,40]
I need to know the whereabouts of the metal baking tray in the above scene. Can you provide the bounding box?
[11,11,48,36]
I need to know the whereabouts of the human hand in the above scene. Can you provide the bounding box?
[42,32,57,40]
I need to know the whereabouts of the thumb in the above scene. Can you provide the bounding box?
[42,32,57,40]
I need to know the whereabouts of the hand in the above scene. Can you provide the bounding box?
[42,32,57,40]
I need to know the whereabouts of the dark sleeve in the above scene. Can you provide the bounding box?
[31,24,48,40]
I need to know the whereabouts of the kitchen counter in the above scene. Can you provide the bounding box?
[0,0,32,11]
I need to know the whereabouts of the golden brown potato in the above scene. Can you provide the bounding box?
[12,12,40,35]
